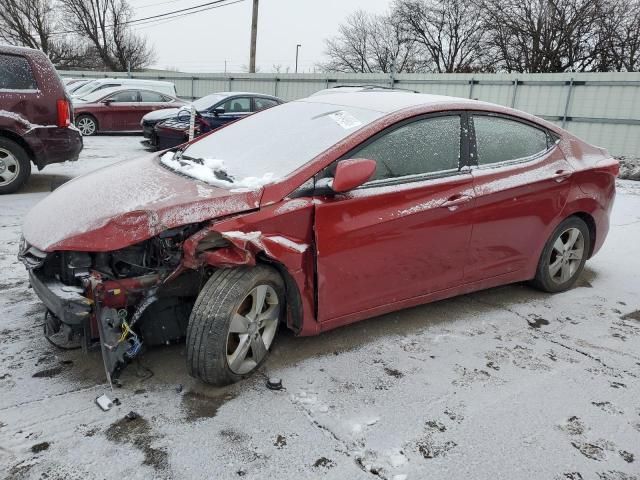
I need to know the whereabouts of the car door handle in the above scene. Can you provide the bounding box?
[441,194,473,211]
[552,170,573,182]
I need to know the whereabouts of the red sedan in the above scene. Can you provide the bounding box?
[20,91,617,386]
[73,87,186,135]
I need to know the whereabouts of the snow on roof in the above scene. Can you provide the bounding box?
[300,91,486,114]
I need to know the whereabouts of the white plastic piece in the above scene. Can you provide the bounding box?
[95,394,113,411]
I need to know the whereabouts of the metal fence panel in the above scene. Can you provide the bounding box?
[58,70,640,156]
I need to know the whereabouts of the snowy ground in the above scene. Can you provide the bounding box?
[1,136,639,480]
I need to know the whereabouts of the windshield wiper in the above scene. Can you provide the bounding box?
[172,153,235,182]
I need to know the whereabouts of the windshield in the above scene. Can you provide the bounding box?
[160,100,383,189]
[191,93,227,112]
[71,80,102,97]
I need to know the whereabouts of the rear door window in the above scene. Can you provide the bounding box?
[472,115,549,165]
[254,97,279,111]
[140,91,165,102]
[0,54,37,90]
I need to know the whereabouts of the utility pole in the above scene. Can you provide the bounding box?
[295,44,301,73]
[249,0,259,73]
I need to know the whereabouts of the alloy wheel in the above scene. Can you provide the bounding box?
[76,117,96,136]
[548,227,585,284]
[226,284,280,375]
[0,147,20,187]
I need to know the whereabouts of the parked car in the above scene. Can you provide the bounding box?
[72,87,187,135]
[71,78,177,98]
[66,79,94,94]
[20,91,618,385]
[141,92,283,149]
[0,45,82,194]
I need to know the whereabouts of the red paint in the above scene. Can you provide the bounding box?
[331,158,377,192]
[0,45,82,169]
[74,90,186,133]
[23,94,618,338]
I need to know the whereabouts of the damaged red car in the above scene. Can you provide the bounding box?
[19,91,618,386]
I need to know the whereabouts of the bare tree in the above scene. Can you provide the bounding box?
[0,0,84,68]
[393,0,489,73]
[593,0,640,71]
[476,0,606,72]
[62,0,154,71]
[322,10,422,73]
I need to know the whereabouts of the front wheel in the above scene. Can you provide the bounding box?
[186,266,284,386]
[532,216,591,293]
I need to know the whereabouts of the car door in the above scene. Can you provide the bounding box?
[138,90,172,126]
[103,90,140,131]
[313,113,475,324]
[205,96,252,130]
[464,113,574,283]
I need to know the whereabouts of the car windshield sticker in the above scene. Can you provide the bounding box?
[329,110,362,129]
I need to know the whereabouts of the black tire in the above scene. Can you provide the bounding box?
[0,137,31,194]
[531,216,591,293]
[75,114,98,136]
[186,266,285,386]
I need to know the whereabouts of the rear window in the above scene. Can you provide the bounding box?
[0,54,38,90]
[140,91,166,102]
[473,115,549,165]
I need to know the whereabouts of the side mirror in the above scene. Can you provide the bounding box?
[176,109,191,122]
[330,158,377,193]
[212,107,225,116]
[102,99,113,106]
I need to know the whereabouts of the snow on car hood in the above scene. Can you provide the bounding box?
[22,155,262,252]
[142,107,183,122]
[160,151,275,190]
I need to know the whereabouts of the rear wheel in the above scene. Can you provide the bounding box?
[532,216,590,293]
[0,138,31,194]
[186,266,284,386]
[75,115,98,136]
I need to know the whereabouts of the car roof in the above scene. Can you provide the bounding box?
[299,91,485,114]
[0,44,45,57]
[311,85,420,96]
[90,78,174,87]
[214,91,281,99]
[80,86,172,98]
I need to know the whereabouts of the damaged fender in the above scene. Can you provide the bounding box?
[183,219,317,335]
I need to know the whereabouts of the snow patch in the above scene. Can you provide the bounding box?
[222,230,263,242]
[266,235,308,253]
[161,151,275,190]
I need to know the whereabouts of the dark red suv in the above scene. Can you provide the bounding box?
[0,45,83,193]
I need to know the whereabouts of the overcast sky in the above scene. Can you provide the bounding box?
[128,0,391,73]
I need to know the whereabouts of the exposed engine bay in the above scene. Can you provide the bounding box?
[20,225,204,385]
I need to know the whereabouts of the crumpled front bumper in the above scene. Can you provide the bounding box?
[28,269,92,325]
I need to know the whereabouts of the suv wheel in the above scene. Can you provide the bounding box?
[186,266,284,386]
[76,115,98,136]
[0,138,31,194]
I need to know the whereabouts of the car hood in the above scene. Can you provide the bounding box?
[22,155,262,252]
[142,107,185,122]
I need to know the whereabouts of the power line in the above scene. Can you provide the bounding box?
[49,0,246,35]
[130,0,245,28]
